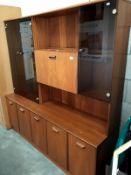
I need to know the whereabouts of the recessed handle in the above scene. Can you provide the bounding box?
[48,56,56,60]
[76,142,86,149]
[19,107,25,112]
[33,116,40,121]
[9,101,13,105]
[52,126,59,133]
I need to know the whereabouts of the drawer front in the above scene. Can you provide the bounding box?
[47,122,67,169]
[17,105,32,141]
[7,99,19,132]
[30,112,47,153]
[35,50,78,93]
[69,134,96,175]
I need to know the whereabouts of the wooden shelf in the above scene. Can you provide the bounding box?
[35,48,78,52]
[6,93,107,147]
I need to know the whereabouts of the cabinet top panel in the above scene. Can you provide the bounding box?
[4,0,106,22]
[6,93,107,147]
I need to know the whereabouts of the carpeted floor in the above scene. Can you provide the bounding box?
[0,125,65,175]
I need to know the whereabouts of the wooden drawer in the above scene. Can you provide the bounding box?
[69,134,96,175]
[47,122,67,169]
[17,105,32,141]
[35,50,78,93]
[7,99,19,132]
[30,112,47,153]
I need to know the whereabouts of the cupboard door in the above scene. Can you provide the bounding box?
[55,51,78,93]
[47,122,67,169]
[17,105,32,141]
[35,50,56,87]
[35,50,78,93]
[78,2,116,101]
[5,20,38,103]
[7,99,19,132]
[69,135,96,175]
[30,112,47,153]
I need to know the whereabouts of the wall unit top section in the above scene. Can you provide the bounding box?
[32,8,79,50]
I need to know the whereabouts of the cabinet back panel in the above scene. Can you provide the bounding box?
[60,13,79,48]
[48,16,60,48]
[32,12,79,49]
[32,17,48,49]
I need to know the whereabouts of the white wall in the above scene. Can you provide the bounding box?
[0,0,88,16]
[121,28,131,129]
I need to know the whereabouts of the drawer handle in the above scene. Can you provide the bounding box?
[9,101,13,105]
[52,126,59,133]
[19,108,24,112]
[76,142,86,149]
[33,116,40,121]
[48,56,56,60]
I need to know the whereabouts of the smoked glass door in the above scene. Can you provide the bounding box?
[78,0,116,101]
[5,18,38,102]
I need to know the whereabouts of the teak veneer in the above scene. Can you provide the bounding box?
[6,93,107,147]
[5,0,131,174]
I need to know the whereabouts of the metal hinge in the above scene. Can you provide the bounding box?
[4,23,8,29]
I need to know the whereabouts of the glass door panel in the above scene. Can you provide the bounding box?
[78,0,116,101]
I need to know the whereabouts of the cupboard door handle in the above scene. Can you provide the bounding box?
[9,101,13,105]
[19,108,25,112]
[76,142,86,149]
[33,116,40,121]
[52,126,59,133]
[48,56,56,60]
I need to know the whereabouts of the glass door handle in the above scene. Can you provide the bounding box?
[16,51,23,55]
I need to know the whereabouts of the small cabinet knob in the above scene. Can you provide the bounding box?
[112,9,117,15]
[69,56,74,61]
[106,2,111,6]
[36,97,39,101]
[16,51,23,55]
[106,92,111,98]
[19,51,23,55]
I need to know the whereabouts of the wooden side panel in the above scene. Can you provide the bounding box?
[108,0,131,136]
[6,99,19,132]
[47,122,67,169]
[17,105,32,141]
[69,134,96,175]
[30,112,47,153]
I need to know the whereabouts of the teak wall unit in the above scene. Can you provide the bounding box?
[5,0,131,175]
